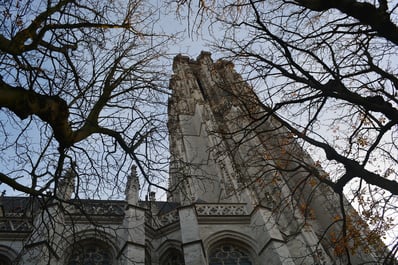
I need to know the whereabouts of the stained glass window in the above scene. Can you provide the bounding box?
[209,244,252,265]
[67,241,113,265]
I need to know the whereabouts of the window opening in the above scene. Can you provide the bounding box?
[209,244,252,265]
[161,248,184,265]
[67,241,113,265]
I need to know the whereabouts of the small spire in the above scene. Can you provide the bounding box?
[125,165,140,205]
[149,191,156,201]
[57,163,76,200]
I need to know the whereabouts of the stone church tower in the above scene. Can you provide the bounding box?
[0,52,386,265]
[166,52,384,264]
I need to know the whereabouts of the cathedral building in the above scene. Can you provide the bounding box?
[0,52,386,264]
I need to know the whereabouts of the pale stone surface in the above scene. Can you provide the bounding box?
[178,206,207,265]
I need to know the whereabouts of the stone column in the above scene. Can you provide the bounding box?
[178,205,207,265]
[18,200,64,265]
[251,206,296,265]
[18,165,77,265]
[119,205,146,265]
[119,166,146,265]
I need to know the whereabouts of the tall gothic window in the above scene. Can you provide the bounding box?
[67,240,114,265]
[208,244,252,265]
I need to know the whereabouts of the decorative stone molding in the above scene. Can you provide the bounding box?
[195,204,247,216]
[158,209,179,226]
[0,218,31,231]
[65,201,125,216]
[4,212,24,218]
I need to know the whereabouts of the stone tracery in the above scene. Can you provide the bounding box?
[66,240,114,265]
[209,244,253,265]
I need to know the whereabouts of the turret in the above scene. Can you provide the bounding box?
[57,165,76,200]
[125,165,140,205]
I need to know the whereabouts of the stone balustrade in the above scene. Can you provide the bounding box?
[195,203,247,216]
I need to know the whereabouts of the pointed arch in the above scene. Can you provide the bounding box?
[65,239,115,265]
[60,229,118,265]
[204,230,258,254]
[160,248,185,265]
[157,239,185,265]
[204,230,257,265]
[0,245,17,265]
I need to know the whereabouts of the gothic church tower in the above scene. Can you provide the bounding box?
[167,52,382,264]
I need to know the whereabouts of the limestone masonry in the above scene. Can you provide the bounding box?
[0,52,385,264]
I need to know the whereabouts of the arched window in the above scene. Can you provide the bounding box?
[67,240,114,265]
[0,254,12,265]
[160,248,185,265]
[209,244,252,265]
[0,245,16,265]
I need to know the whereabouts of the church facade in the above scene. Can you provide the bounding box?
[0,52,385,264]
